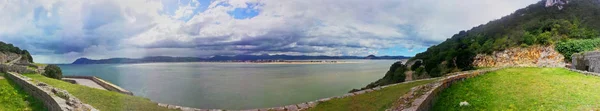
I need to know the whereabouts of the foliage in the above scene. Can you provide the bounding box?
[308,79,437,111]
[364,62,408,89]
[414,67,425,76]
[43,64,63,79]
[408,0,600,77]
[433,68,600,110]
[410,61,422,71]
[24,74,177,111]
[555,38,600,61]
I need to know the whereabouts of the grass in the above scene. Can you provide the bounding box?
[23,74,176,111]
[32,63,47,68]
[307,79,438,111]
[0,73,46,111]
[433,67,600,110]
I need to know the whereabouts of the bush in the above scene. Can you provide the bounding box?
[555,38,600,61]
[414,67,425,76]
[43,65,63,79]
[410,61,422,71]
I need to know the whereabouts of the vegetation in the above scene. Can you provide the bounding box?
[0,41,33,63]
[555,38,600,60]
[23,74,175,111]
[379,0,600,82]
[433,68,600,110]
[362,62,408,89]
[42,65,62,80]
[309,79,437,111]
[0,73,46,111]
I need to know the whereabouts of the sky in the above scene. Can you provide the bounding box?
[0,0,541,64]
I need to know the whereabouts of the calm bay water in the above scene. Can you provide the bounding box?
[58,60,397,109]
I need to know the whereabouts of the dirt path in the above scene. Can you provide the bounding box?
[0,76,4,79]
[405,71,413,81]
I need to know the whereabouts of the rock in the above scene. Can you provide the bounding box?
[297,103,310,109]
[572,51,600,73]
[270,107,286,111]
[459,101,470,106]
[318,98,331,102]
[284,105,299,111]
[307,101,318,107]
[341,93,354,98]
[473,46,564,68]
[352,90,366,95]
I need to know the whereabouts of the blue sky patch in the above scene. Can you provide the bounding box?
[161,0,212,21]
[228,3,260,19]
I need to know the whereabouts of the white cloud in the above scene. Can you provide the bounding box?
[0,0,542,63]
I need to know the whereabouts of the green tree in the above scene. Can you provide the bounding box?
[43,65,63,80]
[523,32,536,45]
[410,61,422,71]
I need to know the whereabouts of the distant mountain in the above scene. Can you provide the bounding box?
[71,55,410,64]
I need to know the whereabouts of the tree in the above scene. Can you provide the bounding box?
[43,65,63,79]
[410,61,422,71]
[523,32,536,45]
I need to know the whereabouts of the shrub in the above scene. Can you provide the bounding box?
[555,38,600,61]
[410,61,422,71]
[414,67,425,76]
[43,65,63,79]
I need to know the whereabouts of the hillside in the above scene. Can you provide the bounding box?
[366,0,600,88]
[0,41,33,63]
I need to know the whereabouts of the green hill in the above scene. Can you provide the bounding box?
[367,0,600,88]
[0,41,33,63]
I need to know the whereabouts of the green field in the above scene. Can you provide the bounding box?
[433,67,600,110]
[23,74,175,111]
[308,79,437,111]
[0,73,45,111]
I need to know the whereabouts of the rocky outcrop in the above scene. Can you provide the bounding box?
[472,46,565,68]
[546,0,569,10]
[0,52,21,63]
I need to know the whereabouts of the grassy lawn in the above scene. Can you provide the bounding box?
[308,79,438,111]
[433,67,600,110]
[23,74,175,111]
[0,73,46,111]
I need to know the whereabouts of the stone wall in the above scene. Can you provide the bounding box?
[63,76,133,95]
[571,51,600,73]
[389,68,504,111]
[5,72,97,111]
[0,64,36,74]
[473,45,565,67]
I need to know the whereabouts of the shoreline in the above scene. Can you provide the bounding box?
[64,60,394,65]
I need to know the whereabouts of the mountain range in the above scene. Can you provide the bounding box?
[71,55,410,64]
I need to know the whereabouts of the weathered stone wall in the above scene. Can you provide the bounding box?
[473,45,565,67]
[0,64,36,74]
[63,76,133,95]
[5,72,97,111]
[571,51,600,73]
